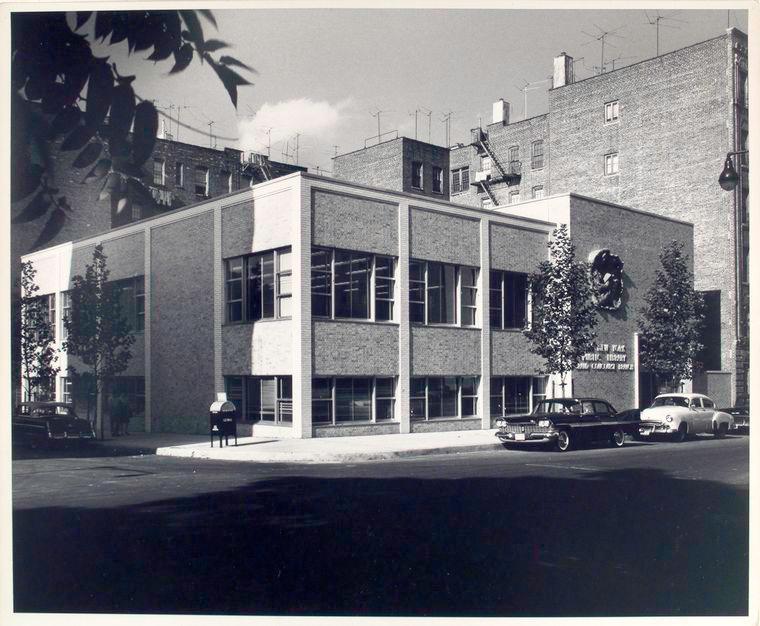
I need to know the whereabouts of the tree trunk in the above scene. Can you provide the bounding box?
[96,387,111,440]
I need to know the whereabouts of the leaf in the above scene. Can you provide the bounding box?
[50,106,82,137]
[84,61,114,130]
[109,83,136,137]
[170,43,193,74]
[112,158,145,178]
[31,208,66,250]
[131,101,158,165]
[12,191,50,223]
[218,55,257,73]
[99,172,121,201]
[110,14,130,44]
[197,9,217,29]
[61,124,96,151]
[72,141,103,168]
[94,12,114,42]
[209,60,251,108]
[179,10,204,47]
[202,39,229,52]
[82,158,111,184]
[75,12,92,30]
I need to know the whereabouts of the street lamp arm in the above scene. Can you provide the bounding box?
[718,150,749,192]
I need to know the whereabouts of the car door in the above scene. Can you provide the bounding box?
[699,397,717,432]
[687,398,707,433]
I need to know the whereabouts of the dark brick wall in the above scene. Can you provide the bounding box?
[150,211,215,433]
[333,138,449,199]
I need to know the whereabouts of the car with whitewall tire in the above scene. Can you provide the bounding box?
[638,393,733,442]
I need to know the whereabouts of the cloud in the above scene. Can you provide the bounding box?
[238,98,351,159]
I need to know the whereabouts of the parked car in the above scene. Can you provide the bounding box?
[12,402,95,446]
[495,397,640,452]
[638,393,733,442]
[719,406,749,434]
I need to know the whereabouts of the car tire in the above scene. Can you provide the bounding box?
[714,422,728,439]
[611,428,626,448]
[557,430,572,452]
[672,423,688,443]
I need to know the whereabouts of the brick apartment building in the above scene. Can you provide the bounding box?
[11,132,304,272]
[23,172,692,436]
[445,28,748,406]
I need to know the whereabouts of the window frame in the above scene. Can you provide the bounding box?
[153,158,166,186]
[409,259,480,328]
[604,152,619,176]
[451,166,470,195]
[604,100,620,124]
[489,376,546,417]
[489,270,529,330]
[410,376,480,421]
[195,165,209,197]
[531,140,544,170]
[311,377,398,425]
[175,162,184,188]
[411,161,424,190]
[532,185,545,199]
[432,166,443,194]
[224,375,293,424]
[311,247,398,323]
[224,248,292,324]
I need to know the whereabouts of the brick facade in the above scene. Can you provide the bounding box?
[23,173,693,436]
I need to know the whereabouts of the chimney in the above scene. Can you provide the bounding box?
[492,99,510,125]
[553,52,574,88]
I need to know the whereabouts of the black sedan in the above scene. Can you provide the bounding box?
[12,402,95,446]
[495,397,641,452]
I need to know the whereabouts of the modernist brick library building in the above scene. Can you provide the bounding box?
[25,172,693,437]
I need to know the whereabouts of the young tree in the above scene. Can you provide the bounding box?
[63,244,135,438]
[638,241,704,391]
[18,260,60,401]
[524,224,598,395]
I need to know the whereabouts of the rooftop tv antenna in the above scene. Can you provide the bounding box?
[606,54,637,71]
[581,24,625,73]
[419,107,433,143]
[514,79,549,118]
[370,109,390,143]
[207,121,215,148]
[644,11,686,56]
[441,111,455,147]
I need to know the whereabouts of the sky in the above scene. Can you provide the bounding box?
[85,6,750,173]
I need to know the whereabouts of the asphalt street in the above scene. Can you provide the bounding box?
[12,434,749,617]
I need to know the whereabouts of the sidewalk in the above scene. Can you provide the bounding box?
[150,429,503,464]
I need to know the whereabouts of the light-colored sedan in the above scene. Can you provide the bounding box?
[639,393,734,442]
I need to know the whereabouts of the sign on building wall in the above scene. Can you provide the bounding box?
[576,343,634,371]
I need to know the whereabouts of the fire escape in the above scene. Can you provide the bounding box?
[241,152,274,183]
[469,128,521,206]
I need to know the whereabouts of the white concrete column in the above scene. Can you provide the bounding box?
[397,202,411,434]
[479,218,491,429]
[293,176,313,438]
[144,227,152,432]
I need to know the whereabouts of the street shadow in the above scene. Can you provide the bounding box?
[11,442,158,461]
[12,466,749,617]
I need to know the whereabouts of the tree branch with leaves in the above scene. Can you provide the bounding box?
[524,224,598,395]
[63,244,136,438]
[18,261,60,402]
[638,241,704,391]
[11,10,254,249]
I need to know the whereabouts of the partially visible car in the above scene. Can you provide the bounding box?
[495,397,640,452]
[12,402,95,446]
[639,393,733,442]
[719,406,749,434]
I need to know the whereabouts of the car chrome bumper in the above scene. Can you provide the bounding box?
[638,422,674,436]
[495,431,557,444]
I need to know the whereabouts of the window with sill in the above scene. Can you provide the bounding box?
[153,159,165,186]
[451,167,470,194]
[225,375,292,423]
[195,166,209,196]
[409,259,479,327]
[531,140,544,169]
[311,247,396,322]
[508,191,520,204]
[312,377,396,424]
[175,162,184,187]
[604,100,619,123]
[532,185,544,199]
[108,276,145,332]
[490,270,529,330]
[410,376,479,421]
[225,248,291,323]
[412,161,423,189]
[432,166,443,193]
[604,152,619,175]
[490,376,546,416]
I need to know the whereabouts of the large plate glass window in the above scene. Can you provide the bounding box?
[375,256,395,321]
[335,251,370,319]
[225,248,291,323]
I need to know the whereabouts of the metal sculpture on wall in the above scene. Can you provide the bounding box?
[588,249,625,311]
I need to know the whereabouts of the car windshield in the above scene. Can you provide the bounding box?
[650,396,689,408]
[534,400,582,414]
[20,405,74,418]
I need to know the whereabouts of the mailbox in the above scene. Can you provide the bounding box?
[209,400,238,447]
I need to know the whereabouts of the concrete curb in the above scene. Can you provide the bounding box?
[156,441,504,464]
